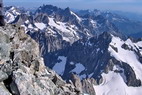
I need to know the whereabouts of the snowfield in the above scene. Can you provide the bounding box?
[48,17,80,42]
[108,35,142,81]
[93,35,142,95]
[53,56,67,76]
[94,71,142,95]
[34,23,46,30]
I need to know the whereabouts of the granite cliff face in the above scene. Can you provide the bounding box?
[0,24,82,95]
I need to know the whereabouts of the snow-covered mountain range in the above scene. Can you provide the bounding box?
[3,5,142,95]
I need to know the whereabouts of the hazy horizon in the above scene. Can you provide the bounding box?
[4,0,142,14]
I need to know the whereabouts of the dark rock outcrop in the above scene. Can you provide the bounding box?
[0,0,5,26]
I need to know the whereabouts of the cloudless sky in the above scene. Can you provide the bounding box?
[4,0,142,14]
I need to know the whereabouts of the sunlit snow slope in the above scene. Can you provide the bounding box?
[94,35,142,95]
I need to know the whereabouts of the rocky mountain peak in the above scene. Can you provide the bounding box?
[0,24,82,95]
[64,7,71,14]
[36,4,61,15]
[98,32,112,41]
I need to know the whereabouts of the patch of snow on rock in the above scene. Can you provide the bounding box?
[52,56,67,75]
[35,23,46,30]
[71,63,85,74]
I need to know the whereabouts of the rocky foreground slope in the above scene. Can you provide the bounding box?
[0,24,83,95]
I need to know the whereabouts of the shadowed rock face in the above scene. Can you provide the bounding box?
[0,0,4,26]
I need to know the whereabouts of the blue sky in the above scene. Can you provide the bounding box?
[4,0,142,14]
